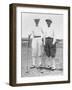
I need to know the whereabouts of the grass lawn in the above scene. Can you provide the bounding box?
[21,41,63,77]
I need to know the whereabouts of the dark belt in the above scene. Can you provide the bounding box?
[46,37,53,39]
[34,36,41,38]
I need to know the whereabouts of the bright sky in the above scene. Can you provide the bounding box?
[21,13,63,39]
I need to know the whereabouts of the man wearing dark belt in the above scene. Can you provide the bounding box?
[44,19,56,70]
[29,19,44,68]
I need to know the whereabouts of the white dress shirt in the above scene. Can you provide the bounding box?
[44,27,56,44]
[29,26,44,39]
[45,27,54,38]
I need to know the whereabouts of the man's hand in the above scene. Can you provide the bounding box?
[44,41,45,46]
[42,38,45,46]
[52,41,55,45]
[52,39,56,45]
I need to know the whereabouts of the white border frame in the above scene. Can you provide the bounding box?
[16,7,68,83]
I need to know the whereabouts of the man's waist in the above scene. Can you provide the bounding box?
[46,37,53,39]
[34,36,41,38]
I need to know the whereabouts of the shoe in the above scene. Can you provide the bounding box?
[47,65,52,69]
[45,65,51,69]
[51,66,56,71]
[30,65,35,69]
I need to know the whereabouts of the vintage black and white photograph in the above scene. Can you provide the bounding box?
[21,13,63,77]
[9,4,70,86]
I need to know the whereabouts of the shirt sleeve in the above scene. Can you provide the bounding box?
[53,29,56,43]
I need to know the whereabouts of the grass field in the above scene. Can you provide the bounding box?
[21,40,63,77]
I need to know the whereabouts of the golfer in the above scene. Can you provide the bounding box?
[29,19,44,68]
[44,19,56,70]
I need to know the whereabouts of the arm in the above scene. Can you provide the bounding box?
[43,35,46,45]
[53,30,56,44]
[41,29,45,45]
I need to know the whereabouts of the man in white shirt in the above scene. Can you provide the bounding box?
[29,19,44,68]
[44,19,56,70]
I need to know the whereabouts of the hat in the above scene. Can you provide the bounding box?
[45,19,52,24]
[34,19,40,25]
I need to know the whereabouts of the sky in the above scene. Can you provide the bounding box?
[21,12,63,39]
